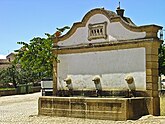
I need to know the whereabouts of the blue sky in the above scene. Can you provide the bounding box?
[0,0,165,58]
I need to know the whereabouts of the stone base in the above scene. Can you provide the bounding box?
[38,96,151,120]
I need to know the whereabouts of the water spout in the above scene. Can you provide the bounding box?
[92,75,102,97]
[64,77,73,96]
[125,75,136,97]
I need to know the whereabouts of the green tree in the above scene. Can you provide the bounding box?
[14,26,70,83]
[0,65,18,88]
[14,34,54,83]
[0,26,69,87]
[159,43,165,76]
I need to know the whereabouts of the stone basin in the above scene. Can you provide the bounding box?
[38,96,149,120]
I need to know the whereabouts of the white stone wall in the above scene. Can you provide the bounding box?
[57,48,146,91]
[58,14,146,47]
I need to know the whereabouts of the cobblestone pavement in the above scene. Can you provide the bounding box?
[1,92,165,124]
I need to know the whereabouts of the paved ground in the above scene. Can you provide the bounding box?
[1,93,165,124]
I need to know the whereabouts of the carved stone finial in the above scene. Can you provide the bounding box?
[119,1,120,8]
[116,1,125,17]
[117,1,120,9]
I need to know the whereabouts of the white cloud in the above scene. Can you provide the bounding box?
[0,55,6,59]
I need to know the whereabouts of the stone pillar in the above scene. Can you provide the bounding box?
[53,58,57,96]
[53,39,58,96]
[146,40,161,115]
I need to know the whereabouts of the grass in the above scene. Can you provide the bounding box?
[0,88,16,91]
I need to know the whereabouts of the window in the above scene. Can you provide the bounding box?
[88,21,107,41]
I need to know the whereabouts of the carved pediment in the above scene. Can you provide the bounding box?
[54,8,162,48]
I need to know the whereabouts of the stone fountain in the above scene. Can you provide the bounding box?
[38,7,162,120]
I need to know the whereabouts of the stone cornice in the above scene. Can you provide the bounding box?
[53,38,162,51]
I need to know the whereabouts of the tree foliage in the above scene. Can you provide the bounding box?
[0,26,70,86]
[14,33,55,79]
[159,43,165,76]
[13,26,70,83]
[0,65,18,88]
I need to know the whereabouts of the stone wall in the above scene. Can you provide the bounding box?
[0,89,17,96]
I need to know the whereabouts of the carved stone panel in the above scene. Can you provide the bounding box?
[88,21,107,41]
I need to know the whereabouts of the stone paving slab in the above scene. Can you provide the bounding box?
[1,92,165,124]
